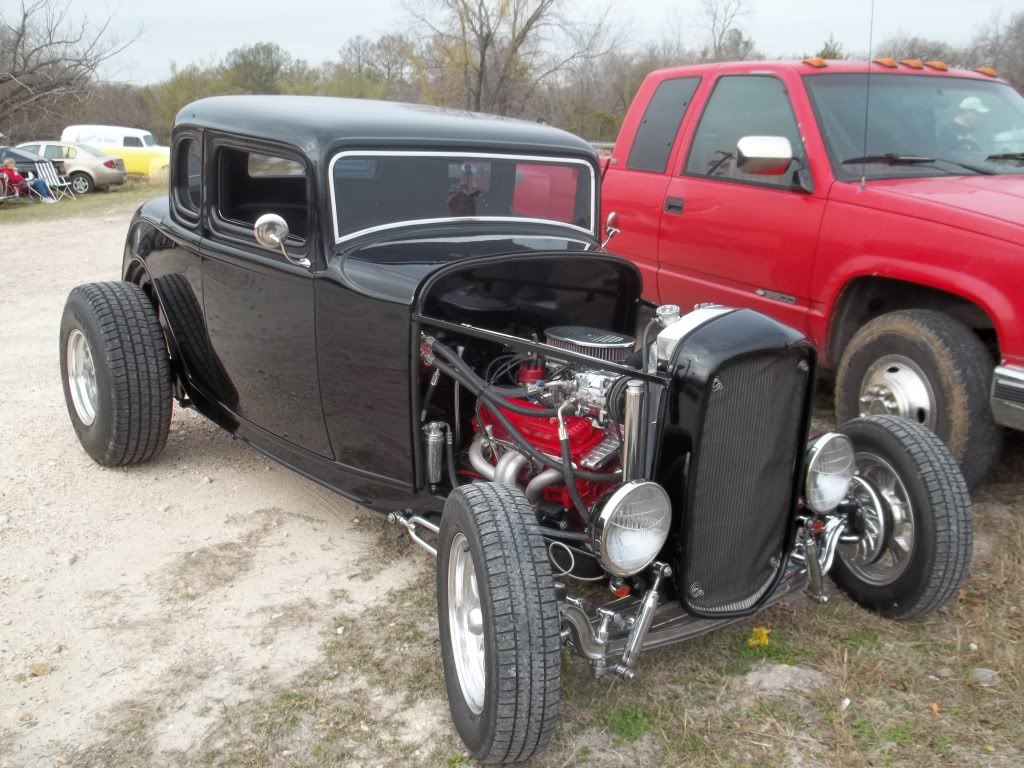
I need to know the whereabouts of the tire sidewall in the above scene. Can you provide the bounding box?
[70,172,93,195]
[437,493,500,758]
[838,328,956,449]
[832,420,938,615]
[60,292,114,463]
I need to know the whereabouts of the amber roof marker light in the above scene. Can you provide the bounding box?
[975,66,998,77]
[900,59,924,69]
[925,60,948,71]
[802,57,828,68]
[873,57,899,68]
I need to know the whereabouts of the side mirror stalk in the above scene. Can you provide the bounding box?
[254,213,311,268]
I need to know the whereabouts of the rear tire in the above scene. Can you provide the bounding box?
[69,172,94,195]
[831,415,972,619]
[59,281,172,466]
[835,309,1001,487]
[437,483,561,764]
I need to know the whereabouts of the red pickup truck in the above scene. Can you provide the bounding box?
[601,59,1024,486]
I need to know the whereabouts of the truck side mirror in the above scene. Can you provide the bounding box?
[254,213,311,268]
[736,136,793,176]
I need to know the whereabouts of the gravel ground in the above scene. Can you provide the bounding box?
[0,196,424,766]
[1,194,1021,768]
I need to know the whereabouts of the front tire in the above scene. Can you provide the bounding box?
[831,415,972,619]
[60,282,173,466]
[835,309,1001,487]
[437,483,561,764]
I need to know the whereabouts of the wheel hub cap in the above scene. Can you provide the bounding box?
[67,329,98,426]
[838,452,915,585]
[72,177,89,193]
[448,533,486,714]
[858,354,936,428]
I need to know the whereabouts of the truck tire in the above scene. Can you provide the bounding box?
[831,415,972,620]
[60,281,172,466]
[437,483,561,764]
[835,309,1001,487]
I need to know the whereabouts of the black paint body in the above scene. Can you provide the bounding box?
[119,96,816,615]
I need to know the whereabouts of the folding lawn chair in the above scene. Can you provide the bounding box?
[0,173,31,204]
[35,160,76,201]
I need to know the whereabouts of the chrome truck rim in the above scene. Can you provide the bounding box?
[858,354,936,428]
[67,329,98,426]
[448,532,486,714]
[838,452,915,585]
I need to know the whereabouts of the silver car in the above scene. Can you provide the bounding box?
[17,141,127,194]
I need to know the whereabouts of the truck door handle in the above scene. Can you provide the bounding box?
[664,197,684,214]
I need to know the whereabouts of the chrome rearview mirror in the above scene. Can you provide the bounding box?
[254,213,310,268]
[601,211,620,249]
[736,136,794,176]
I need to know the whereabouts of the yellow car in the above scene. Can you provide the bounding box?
[61,125,170,177]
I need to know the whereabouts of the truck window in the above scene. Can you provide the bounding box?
[684,75,802,188]
[216,146,308,240]
[174,138,203,214]
[627,77,700,173]
[124,136,143,148]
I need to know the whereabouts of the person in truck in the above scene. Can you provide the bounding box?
[600,59,1024,487]
[937,96,990,150]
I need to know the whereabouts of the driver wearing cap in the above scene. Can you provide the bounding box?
[937,96,990,150]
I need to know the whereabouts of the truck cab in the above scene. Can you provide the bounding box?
[602,59,1024,486]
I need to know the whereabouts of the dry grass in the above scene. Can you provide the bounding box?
[0,177,162,223]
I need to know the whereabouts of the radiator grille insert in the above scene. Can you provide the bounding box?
[679,351,809,616]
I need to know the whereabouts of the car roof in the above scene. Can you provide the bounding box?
[64,125,153,136]
[647,59,1009,84]
[175,95,596,160]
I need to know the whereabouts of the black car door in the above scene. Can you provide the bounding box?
[199,136,333,459]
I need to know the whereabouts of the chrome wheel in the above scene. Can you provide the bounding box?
[67,329,98,426]
[448,532,486,714]
[70,175,91,194]
[838,452,914,585]
[858,354,936,428]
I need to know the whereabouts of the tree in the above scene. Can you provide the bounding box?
[0,0,138,129]
[221,42,292,94]
[406,0,618,116]
[699,0,749,61]
[814,34,846,60]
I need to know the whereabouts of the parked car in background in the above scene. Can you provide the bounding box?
[0,145,50,177]
[17,141,127,194]
[61,124,169,177]
[57,95,972,764]
[601,58,1024,487]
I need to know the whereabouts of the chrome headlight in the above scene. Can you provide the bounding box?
[591,481,672,577]
[805,433,855,512]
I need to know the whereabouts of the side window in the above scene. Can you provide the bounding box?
[626,77,701,173]
[684,76,802,188]
[174,138,202,214]
[43,145,62,160]
[124,136,143,148]
[64,147,78,159]
[217,146,308,241]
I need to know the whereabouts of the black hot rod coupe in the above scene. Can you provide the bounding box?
[59,96,972,763]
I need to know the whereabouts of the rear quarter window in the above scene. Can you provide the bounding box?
[627,77,701,173]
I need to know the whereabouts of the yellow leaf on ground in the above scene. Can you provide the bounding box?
[928,702,940,718]
[29,663,51,677]
[747,627,771,648]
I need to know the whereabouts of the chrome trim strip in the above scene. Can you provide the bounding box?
[327,150,598,245]
[991,364,1024,431]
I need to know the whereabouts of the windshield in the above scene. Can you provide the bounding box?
[329,152,595,244]
[142,133,157,147]
[804,73,1024,179]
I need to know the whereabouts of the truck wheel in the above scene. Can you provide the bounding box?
[831,415,972,620]
[60,282,172,466]
[835,309,1001,487]
[437,483,561,764]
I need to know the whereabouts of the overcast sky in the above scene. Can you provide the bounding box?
[78,0,1016,84]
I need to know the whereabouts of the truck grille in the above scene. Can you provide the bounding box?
[678,349,810,616]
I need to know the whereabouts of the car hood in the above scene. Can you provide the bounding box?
[862,175,1024,245]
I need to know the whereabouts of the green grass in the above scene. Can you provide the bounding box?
[600,703,653,744]
[0,178,161,223]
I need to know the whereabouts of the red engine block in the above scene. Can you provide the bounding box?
[476,399,617,509]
